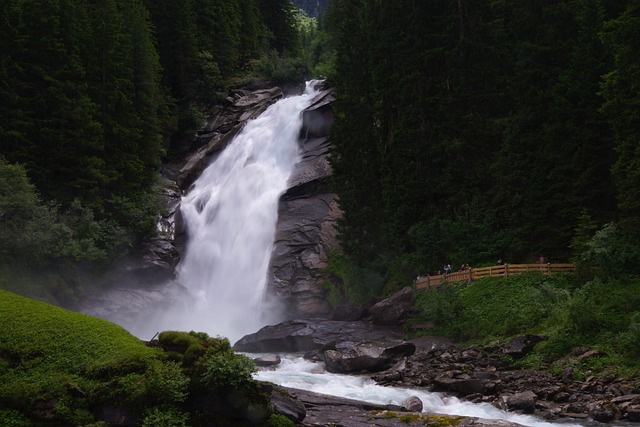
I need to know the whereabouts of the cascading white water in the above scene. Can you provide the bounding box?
[150,83,320,342]
[254,355,618,427]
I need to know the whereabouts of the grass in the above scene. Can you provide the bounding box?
[0,289,160,422]
[0,290,275,426]
[407,273,640,377]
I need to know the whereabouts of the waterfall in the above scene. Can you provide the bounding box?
[147,82,320,342]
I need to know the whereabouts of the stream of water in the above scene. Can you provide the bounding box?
[143,82,322,342]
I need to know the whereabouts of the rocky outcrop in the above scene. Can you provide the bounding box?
[233,318,405,353]
[283,387,525,427]
[162,87,284,193]
[370,286,416,325]
[266,86,339,318]
[239,314,640,424]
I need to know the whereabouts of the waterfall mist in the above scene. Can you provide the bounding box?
[129,83,320,343]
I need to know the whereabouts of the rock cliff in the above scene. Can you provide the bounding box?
[266,86,339,318]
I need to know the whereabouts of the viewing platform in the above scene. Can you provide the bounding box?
[414,263,576,290]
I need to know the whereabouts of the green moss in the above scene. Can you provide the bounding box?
[373,410,464,426]
[0,290,161,423]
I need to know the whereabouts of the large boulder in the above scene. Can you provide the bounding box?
[324,342,416,374]
[369,287,416,325]
[502,334,546,359]
[233,319,405,353]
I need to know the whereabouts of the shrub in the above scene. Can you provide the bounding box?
[582,222,640,277]
[201,351,256,391]
[265,413,295,427]
[141,405,189,427]
[322,251,385,307]
[0,409,31,427]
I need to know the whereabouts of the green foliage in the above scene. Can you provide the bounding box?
[326,0,626,283]
[599,1,640,237]
[623,312,640,357]
[581,222,640,277]
[410,273,640,374]
[251,50,309,84]
[142,405,189,427]
[0,409,31,427]
[410,273,573,341]
[0,290,162,424]
[407,285,465,338]
[322,251,385,308]
[0,290,276,425]
[201,350,256,391]
[265,413,295,427]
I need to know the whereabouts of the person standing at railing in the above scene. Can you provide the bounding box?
[537,255,546,264]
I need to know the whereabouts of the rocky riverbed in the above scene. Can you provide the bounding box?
[235,290,640,426]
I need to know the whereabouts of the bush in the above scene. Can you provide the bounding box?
[251,50,309,84]
[322,251,385,308]
[0,409,31,427]
[141,405,189,427]
[582,222,640,277]
[201,351,256,391]
[265,413,295,427]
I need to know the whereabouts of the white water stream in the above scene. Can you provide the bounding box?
[136,82,321,342]
[254,355,611,427]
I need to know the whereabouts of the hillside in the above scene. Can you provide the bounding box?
[0,290,277,426]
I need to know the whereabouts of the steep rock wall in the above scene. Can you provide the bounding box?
[267,87,340,318]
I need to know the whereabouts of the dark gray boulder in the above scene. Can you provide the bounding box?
[324,342,416,374]
[369,287,416,325]
[502,334,546,359]
[253,354,282,367]
[233,319,405,353]
[402,396,424,412]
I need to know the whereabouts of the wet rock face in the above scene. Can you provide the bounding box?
[266,88,339,319]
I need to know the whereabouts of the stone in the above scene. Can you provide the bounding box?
[324,342,415,374]
[503,390,537,413]
[369,287,416,325]
[402,396,423,412]
[233,319,405,353]
[263,384,306,422]
[502,334,546,359]
[253,354,282,367]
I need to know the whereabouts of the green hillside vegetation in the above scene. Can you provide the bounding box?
[0,290,284,426]
[0,0,314,306]
[407,273,640,379]
[322,0,640,292]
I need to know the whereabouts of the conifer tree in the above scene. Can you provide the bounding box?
[600,0,640,237]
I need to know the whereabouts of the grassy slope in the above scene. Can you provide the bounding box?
[0,289,160,421]
[407,273,640,377]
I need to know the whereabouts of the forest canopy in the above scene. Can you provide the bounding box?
[2,0,640,304]
[0,0,305,303]
[322,0,640,289]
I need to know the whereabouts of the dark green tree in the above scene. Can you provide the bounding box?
[600,0,640,237]
[259,0,301,54]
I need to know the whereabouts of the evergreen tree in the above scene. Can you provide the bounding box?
[0,0,105,209]
[600,0,640,237]
[259,0,301,54]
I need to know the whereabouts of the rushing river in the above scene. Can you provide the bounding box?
[254,354,625,427]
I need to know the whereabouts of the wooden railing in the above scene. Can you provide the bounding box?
[414,263,576,290]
